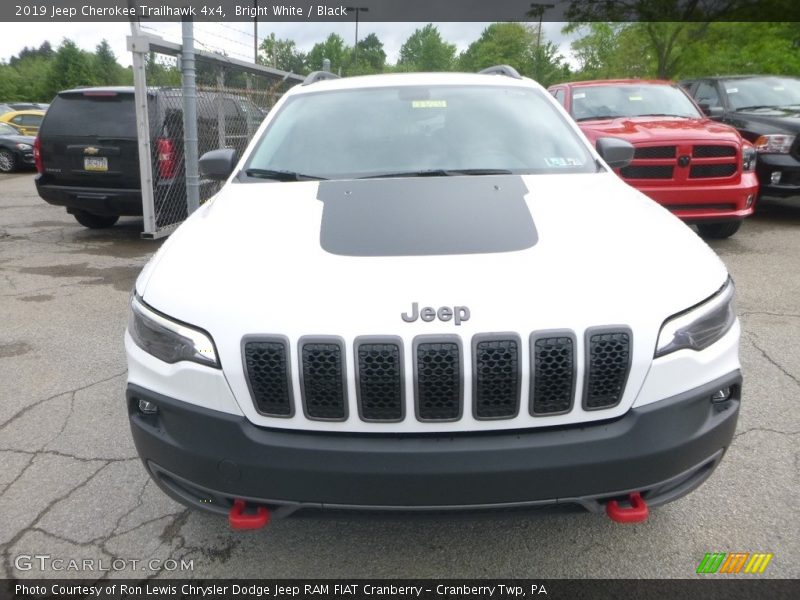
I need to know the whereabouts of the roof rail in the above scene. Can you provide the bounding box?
[303,71,340,85]
[478,65,522,80]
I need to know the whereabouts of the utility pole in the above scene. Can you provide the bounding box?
[347,6,369,66]
[253,0,258,63]
[529,2,555,82]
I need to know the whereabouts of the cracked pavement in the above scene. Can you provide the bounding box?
[1,172,798,579]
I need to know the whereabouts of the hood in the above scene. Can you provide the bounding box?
[0,134,35,146]
[730,108,800,133]
[579,116,742,144]
[137,173,728,352]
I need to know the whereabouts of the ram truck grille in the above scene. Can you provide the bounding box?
[621,143,739,182]
[242,328,634,427]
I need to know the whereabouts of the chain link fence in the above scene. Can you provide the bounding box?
[129,29,303,238]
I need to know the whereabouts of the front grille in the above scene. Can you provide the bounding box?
[689,164,737,178]
[415,339,462,421]
[300,338,347,420]
[620,165,674,179]
[693,145,736,158]
[473,336,520,419]
[531,333,575,415]
[243,339,293,416]
[634,145,676,159]
[584,330,632,410]
[356,339,404,421]
[241,328,635,426]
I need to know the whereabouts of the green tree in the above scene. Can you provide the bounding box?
[93,39,125,85]
[349,33,386,75]
[458,23,569,85]
[307,33,349,74]
[259,33,307,74]
[397,24,456,72]
[47,39,96,98]
[0,62,23,100]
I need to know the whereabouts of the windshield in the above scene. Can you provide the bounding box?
[722,77,800,110]
[244,85,596,180]
[571,84,702,121]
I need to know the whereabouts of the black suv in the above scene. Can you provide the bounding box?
[35,86,265,228]
[681,75,800,200]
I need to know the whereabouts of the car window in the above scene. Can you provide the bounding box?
[694,82,721,108]
[722,77,800,110]
[570,84,702,120]
[44,94,136,137]
[20,114,42,126]
[246,85,596,179]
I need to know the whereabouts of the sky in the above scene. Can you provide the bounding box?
[0,21,579,69]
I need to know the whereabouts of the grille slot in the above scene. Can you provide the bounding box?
[584,329,632,410]
[620,165,674,179]
[634,145,676,159]
[531,333,576,415]
[689,164,737,178]
[415,338,462,421]
[300,338,347,420]
[243,338,293,417]
[356,338,404,422]
[693,145,736,158]
[473,336,520,419]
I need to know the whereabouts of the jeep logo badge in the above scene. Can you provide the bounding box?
[401,302,470,326]
[83,147,100,155]
[678,155,691,167]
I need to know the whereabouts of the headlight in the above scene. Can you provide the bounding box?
[128,294,219,368]
[742,145,756,171]
[655,278,736,358]
[15,143,32,151]
[754,134,795,154]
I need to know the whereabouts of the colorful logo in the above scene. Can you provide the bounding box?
[696,552,773,574]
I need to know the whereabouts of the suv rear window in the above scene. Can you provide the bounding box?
[43,93,137,137]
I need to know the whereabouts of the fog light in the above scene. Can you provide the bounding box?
[138,399,158,414]
[770,171,782,185]
[711,388,732,403]
[746,194,754,208]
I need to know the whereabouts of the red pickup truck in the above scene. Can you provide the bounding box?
[548,79,758,238]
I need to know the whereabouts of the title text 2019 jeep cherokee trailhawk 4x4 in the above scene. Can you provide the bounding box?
[126,67,741,528]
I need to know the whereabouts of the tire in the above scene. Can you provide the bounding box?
[73,211,120,229]
[0,149,17,173]
[697,221,742,239]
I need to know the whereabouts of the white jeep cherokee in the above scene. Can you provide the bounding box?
[126,67,741,527]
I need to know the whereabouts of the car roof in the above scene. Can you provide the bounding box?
[0,110,45,117]
[681,74,800,82]
[288,71,540,96]
[553,79,676,88]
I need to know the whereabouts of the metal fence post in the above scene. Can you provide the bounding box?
[128,23,156,237]
[181,17,200,215]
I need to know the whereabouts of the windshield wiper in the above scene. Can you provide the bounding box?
[361,168,513,179]
[634,113,691,118]
[575,115,622,121]
[243,168,327,181]
[735,105,778,111]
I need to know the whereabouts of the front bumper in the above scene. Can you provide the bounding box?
[756,153,800,199]
[128,371,741,514]
[636,175,758,222]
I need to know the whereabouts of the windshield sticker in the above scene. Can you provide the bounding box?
[725,87,738,94]
[573,92,586,99]
[412,100,447,109]
[545,157,583,167]
[629,95,643,101]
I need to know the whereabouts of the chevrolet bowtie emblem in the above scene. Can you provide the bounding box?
[83,147,99,155]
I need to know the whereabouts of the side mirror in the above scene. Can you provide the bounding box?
[596,137,635,169]
[699,104,724,118]
[199,148,237,181]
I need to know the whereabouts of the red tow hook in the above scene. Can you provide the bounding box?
[605,492,649,523]
[228,498,270,530]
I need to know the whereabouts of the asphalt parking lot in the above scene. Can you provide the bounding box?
[1,170,798,579]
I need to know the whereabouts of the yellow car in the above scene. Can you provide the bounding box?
[0,110,45,136]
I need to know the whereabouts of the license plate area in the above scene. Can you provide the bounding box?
[84,157,108,172]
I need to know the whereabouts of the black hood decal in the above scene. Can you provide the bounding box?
[317,176,537,257]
